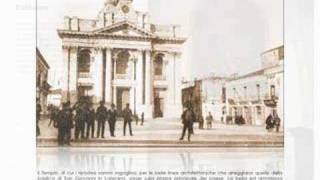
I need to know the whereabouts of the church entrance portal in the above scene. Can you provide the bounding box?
[116,87,130,112]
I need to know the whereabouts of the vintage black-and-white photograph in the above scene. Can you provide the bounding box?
[36,0,284,148]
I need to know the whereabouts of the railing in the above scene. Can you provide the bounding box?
[154,75,166,81]
[78,72,91,79]
[114,74,131,80]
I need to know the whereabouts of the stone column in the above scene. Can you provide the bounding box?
[61,46,70,103]
[93,48,104,105]
[69,47,78,104]
[105,48,112,105]
[165,53,182,118]
[174,53,183,108]
[136,51,143,115]
[145,51,153,118]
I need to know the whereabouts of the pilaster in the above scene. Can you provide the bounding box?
[105,48,113,105]
[93,48,104,105]
[69,47,78,104]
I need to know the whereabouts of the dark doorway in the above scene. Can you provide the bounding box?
[116,87,130,112]
[153,88,165,118]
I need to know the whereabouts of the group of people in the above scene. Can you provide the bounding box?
[265,111,281,132]
[47,100,143,146]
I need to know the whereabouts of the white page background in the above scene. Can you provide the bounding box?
[0,0,318,179]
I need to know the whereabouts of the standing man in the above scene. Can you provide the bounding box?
[36,99,42,137]
[206,112,213,129]
[123,103,133,136]
[96,101,108,138]
[140,112,144,126]
[180,104,196,142]
[198,114,204,130]
[57,102,73,146]
[86,105,95,139]
[108,104,117,137]
[74,103,87,140]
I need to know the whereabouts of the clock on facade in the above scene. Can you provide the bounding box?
[122,5,130,14]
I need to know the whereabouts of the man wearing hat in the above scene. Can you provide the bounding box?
[96,101,108,138]
[108,104,117,137]
[180,102,196,142]
[57,102,73,145]
[122,103,133,136]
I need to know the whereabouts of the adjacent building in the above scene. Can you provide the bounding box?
[57,0,186,118]
[183,46,284,127]
[36,48,51,114]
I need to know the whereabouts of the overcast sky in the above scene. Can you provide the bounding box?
[37,0,283,87]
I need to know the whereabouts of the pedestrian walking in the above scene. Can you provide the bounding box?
[108,104,117,137]
[57,102,73,146]
[180,104,196,142]
[206,112,213,129]
[96,101,108,138]
[122,103,133,136]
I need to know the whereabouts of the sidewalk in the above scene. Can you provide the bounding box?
[37,117,284,147]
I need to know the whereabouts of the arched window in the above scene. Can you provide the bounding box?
[154,54,164,76]
[116,51,130,74]
[78,50,91,73]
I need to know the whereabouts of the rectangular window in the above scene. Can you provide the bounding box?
[244,86,247,100]
[256,84,260,100]
[270,85,276,98]
[222,87,226,103]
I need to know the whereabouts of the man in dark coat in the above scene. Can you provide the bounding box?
[86,105,95,139]
[206,112,213,129]
[74,103,88,140]
[122,103,133,136]
[198,114,204,130]
[108,104,117,137]
[48,107,59,128]
[180,104,196,142]
[57,102,73,146]
[140,112,144,126]
[96,101,108,138]
[266,113,274,132]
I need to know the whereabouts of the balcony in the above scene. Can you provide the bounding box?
[154,75,166,81]
[114,74,131,80]
[77,72,93,86]
[78,72,91,78]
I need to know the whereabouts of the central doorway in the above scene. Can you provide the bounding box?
[116,87,130,112]
[153,88,166,118]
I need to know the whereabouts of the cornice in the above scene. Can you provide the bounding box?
[57,30,187,44]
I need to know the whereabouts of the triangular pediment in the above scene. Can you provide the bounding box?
[94,21,154,37]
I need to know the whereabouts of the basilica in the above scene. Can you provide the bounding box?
[57,0,186,118]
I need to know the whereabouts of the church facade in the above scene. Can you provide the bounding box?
[57,0,186,118]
